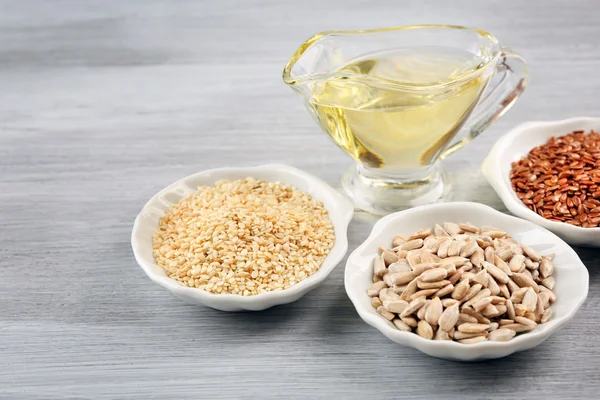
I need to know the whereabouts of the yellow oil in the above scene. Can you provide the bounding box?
[310,47,491,170]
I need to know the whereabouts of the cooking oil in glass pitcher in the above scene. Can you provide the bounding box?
[310,47,491,172]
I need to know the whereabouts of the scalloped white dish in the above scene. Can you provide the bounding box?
[345,202,588,361]
[132,163,354,312]
[482,117,600,247]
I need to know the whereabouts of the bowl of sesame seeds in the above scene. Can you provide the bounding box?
[131,163,354,311]
[482,116,600,247]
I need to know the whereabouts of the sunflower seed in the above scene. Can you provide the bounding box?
[383,273,395,287]
[379,288,398,302]
[515,316,538,329]
[470,247,484,267]
[409,228,432,241]
[494,255,513,275]
[524,258,539,270]
[458,323,490,333]
[412,262,437,276]
[488,322,499,331]
[473,296,493,312]
[514,304,528,317]
[447,240,463,257]
[454,331,487,340]
[534,295,544,322]
[406,251,421,268]
[539,259,554,279]
[433,284,454,298]
[434,328,451,340]
[390,271,417,285]
[458,313,479,324]
[417,300,430,320]
[401,315,418,327]
[461,283,483,303]
[392,235,408,248]
[400,296,427,317]
[437,238,452,258]
[423,236,443,252]
[509,254,526,273]
[371,297,383,308]
[409,288,439,300]
[498,283,510,298]
[392,318,412,331]
[459,241,478,258]
[510,287,529,303]
[433,223,449,236]
[463,288,492,308]
[483,260,510,284]
[484,247,495,264]
[507,279,521,294]
[502,323,535,332]
[388,259,412,274]
[419,268,448,282]
[538,292,550,308]
[399,279,419,301]
[448,267,466,285]
[462,307,491,324]
[419,250,438,264]
[499,319,514,325]
[521,244,542,262]
[471,269,489,287]
[487,275,501,296]
[439,256,469,267]
[511,273,540,293]
[395,249,409,259]
[399,239,424,251]
[539,285,557,302]
[495,246,514,261]
[373,254,387,277]
[506,299,516,320]
[367,281,388,297]
[541,308,553,323]
[522,288,537,312]
[376,306,395,320]
[452,278,470,300]
[392,284,408,294]
[417,279,451,290]
[440,264,457,275]
[383,299,409,314]
[488,328,516,342]
[381,250,398,266]
[417,320,434,339]
[443,222,461,235]
[425,297,443,326]
[459,222,479,233]
[524,311,537,321]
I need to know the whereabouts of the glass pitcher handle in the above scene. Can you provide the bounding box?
[440,47,529,159]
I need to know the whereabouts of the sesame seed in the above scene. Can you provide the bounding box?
[152,178,335,295]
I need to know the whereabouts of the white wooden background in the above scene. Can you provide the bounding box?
[1,0,599,398]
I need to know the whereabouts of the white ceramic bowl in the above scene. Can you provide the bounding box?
[482,117,600,247]
[132,163,354,312]
[345,202,588,361]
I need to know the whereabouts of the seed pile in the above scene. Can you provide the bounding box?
[152,178,335,295]
[510,130,600,227]
[368,223,556,344]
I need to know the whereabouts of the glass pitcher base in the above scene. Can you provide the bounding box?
[341,163,450,215]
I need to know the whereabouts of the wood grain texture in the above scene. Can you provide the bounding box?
[1,0,599,398]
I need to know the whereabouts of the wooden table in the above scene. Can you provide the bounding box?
[1,0,599,398]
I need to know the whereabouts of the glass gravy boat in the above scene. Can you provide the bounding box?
[283,25,528,214]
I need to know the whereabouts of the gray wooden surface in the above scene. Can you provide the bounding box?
[1,0,599,398]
